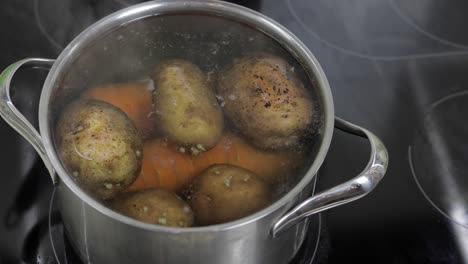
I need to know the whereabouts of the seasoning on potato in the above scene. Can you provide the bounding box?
[55,99,143,199]
[217,54,314,149]
[152,59,224,152]
[112,188,194,227]
[188,164,272,225]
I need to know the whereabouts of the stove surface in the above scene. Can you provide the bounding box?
[0,0,467,263]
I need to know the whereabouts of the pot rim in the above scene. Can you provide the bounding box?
[39,0,335,233]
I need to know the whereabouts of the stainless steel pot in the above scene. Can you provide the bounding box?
[0,1,388,263]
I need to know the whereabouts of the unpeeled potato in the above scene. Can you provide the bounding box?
[217,54,314,149]
[112,188,194,227]
[152,60,223,151]
[188,164,271,225]
[55,100,143,199]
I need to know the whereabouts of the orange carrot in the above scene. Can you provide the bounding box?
[127,139,198,192]
[127,134,299,192]
[81,81,154,139]
[194,134,297,184]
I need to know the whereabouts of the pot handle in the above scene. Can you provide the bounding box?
[271,117,388,237]
[0,58,57,184]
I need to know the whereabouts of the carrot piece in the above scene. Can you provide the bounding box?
[127,134,300,192]
[127,139,198,192]
[81,81,154,139]
[195,134,297,184]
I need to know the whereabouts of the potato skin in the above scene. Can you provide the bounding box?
[188,164,271,225]
[217,54,314,149]
[55,99,143,199]
[152,60,223,151]
[111,189,194,227]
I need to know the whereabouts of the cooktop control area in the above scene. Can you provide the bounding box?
[0,0,467,263]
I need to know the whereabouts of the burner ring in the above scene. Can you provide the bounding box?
[33,0,63,51]
[390,0,468,50]
[409,90,468,228]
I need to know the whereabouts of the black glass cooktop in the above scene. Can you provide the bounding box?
[1,0,467,263]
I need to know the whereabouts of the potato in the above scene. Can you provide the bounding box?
[55,99,143,199]
[217,54,314,149]
[152,60,223,152]
[188,164,271,225]
[111,189,194,227]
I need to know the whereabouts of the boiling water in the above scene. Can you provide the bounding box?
[51,14,324,224]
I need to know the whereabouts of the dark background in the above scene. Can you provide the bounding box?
[1,0,468,263]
